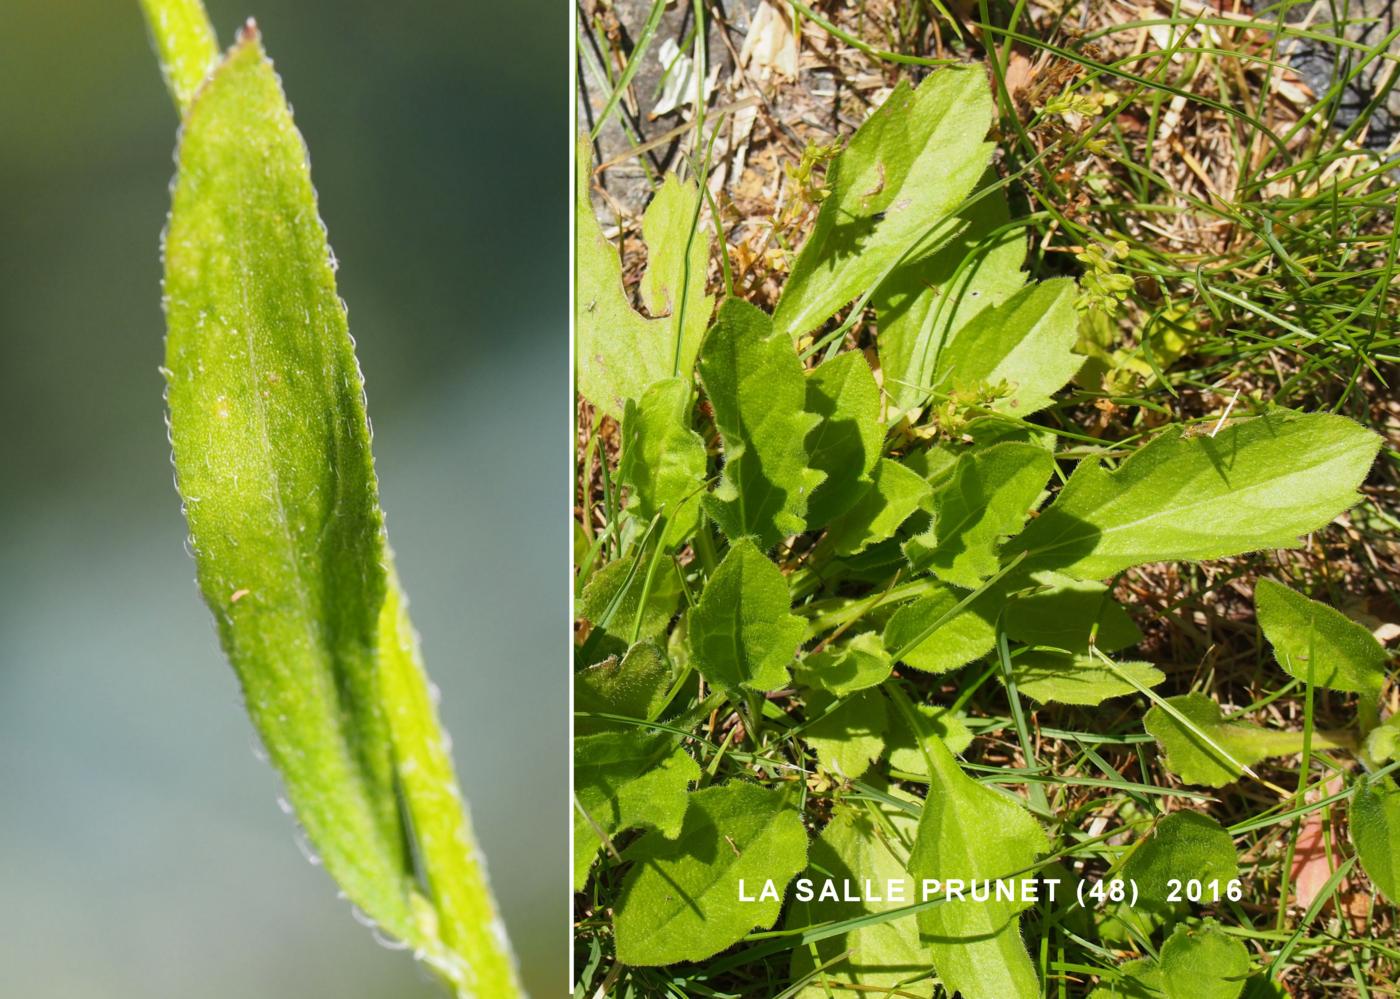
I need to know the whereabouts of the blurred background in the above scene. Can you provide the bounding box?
[0,2,565,996]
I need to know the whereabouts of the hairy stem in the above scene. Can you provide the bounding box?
[138,0,221,113]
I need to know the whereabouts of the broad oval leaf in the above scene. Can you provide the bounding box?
[803,688,888,780]
[1012,410,1381,580]
[930,278,1083,416]
[613,781,808,966]
[1256,577,1387,696]
[1351,775,1400,903]
[689,539,805,692]
[883,584,998,673]
[804,350,883,529]
[699,299,826,548]
[1099,811,1238,941]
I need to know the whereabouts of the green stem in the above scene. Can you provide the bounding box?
[138,0,222,114]
[380,572,524,998]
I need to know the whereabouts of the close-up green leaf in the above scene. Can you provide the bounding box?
[1351,774,1400,903]
[1012,411,1380,580]
[689,538,806,693]
[1256,577,1388,696]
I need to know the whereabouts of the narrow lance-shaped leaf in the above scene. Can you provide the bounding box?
[774,69,995,340]
[640,172,714,372]
[160,26,518,995]
[1012,652,1163,707]
[1256,577,1388,697]
[614,782,808,966]
[575,140,713,418]
[1012,410,1381,580]
[689,539,805,692]
[699,299,826,548]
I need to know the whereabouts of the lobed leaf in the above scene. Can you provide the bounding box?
[1003,574,1142,654]
[1157,922,1250,999]
[575,140,712,418]
[574,639,672,734]
[573,730,699,890]
[826,457,932,556]
[883,584,998,673]
[578,556,683,648]
[797,631,892,696]
[613,782,808,965]
[1091,921,1249,999]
